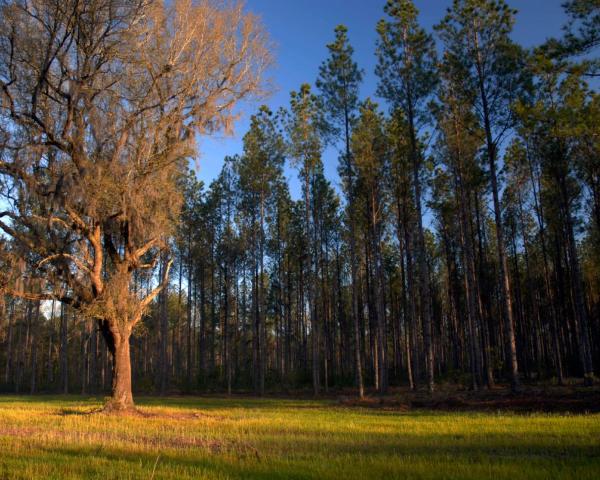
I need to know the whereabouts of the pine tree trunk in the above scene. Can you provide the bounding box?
[349,219,364,398]
[407,114,434,393]
[344,111,364,398]
[4,300,14,385]
[185,228,193,388]
[472,30,520,391]
[476,102,520,390]
[370,193,387,394]
[259,198,267,396]
[47,300,54,387]
[253,261,261,395]
[199,265,207,383]
[60,303,68,394]
[559,177,594,386]
[352,258,365,398]
[158,257,169,395]
[458,200,482,391]
[403,219,420,388]
[527,153,565,383]
[90,315,98,392]
[81,322,88,395]
[398,233,414,390]
[30,302,40,394]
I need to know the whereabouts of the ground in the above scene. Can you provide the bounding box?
[0,388,599,479]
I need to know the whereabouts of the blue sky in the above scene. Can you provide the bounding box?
[196,0,569,198]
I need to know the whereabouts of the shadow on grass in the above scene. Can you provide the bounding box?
[58,407,104,416]
[2,394,599,479]
[9,432,600,480]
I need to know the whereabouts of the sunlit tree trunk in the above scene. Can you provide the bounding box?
[101,320,134,412]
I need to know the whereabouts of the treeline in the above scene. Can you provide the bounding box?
[1,0,598,396]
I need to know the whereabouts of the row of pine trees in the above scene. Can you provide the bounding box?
[1,0,598,395]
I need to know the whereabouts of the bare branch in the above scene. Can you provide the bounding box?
[137,258,173,315]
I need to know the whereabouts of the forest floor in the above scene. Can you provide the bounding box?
[337,383,600,413]
[0,387,599,479]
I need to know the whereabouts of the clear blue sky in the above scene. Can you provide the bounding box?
[196,0,569,199]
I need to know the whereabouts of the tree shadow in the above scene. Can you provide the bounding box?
[58,407,104,416]
[10,432,600,480]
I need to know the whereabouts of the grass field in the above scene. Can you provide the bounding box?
[0,395,599,479]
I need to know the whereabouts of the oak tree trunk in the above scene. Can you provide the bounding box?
[100,320,134,412]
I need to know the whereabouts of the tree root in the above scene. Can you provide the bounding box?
[101,400,142,416]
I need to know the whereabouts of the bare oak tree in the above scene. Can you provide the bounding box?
[0,0,270,411]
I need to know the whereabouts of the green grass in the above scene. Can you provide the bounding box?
[0,395,598,479]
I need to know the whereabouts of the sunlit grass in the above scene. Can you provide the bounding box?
[0,395,598,479]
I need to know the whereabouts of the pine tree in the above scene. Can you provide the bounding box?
[514,58,596,385]
[436,0,530,391]
[351,100,389,393]
[237,107,286,395]
[376,0,438,392]
[316,24,365,397]
[285,85,325,395]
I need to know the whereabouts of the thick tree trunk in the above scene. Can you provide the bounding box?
[110,335,134,410]
[101,320,134,412]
